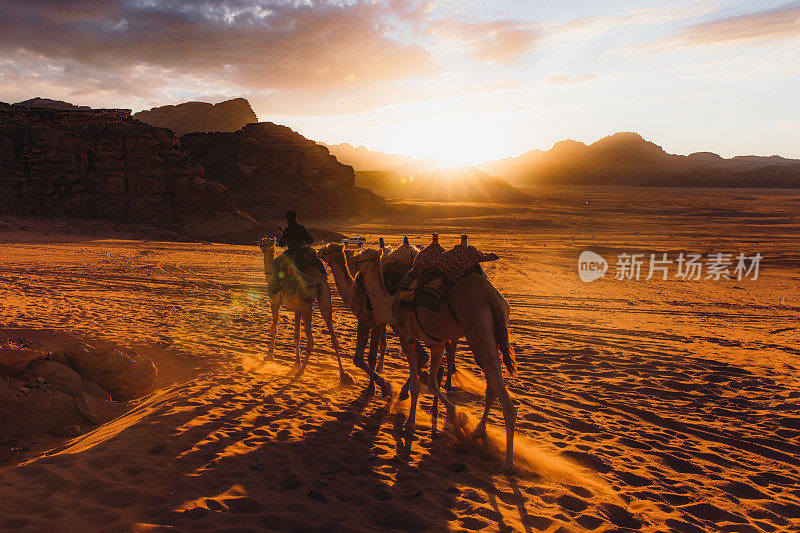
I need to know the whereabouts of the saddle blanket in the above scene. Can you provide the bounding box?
[268,247,325,297]
[399,244,499,310]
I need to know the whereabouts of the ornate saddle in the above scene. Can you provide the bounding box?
[398,244,499,310]
[268,246,326,298]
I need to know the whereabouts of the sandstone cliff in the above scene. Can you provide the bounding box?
[133,98,258,136]
[0,102,261,241]
[181,122,382,219]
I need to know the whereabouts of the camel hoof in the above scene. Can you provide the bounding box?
[340,372,354,386]
[404,421,416,433]
[365,382,375,396]
[502,462,515,475]
[380,381,392,398]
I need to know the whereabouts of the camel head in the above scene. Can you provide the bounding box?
[257,236,275,252]
[317,242,344,265]
[352,248,382,274]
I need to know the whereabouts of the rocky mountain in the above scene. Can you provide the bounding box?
[0,102,261,241]
[133,98,258,136]
[479,132,800,188]
[361,166,529,203]
[14,97,91,111]
[324,143,437,176]
[181,123,382,220]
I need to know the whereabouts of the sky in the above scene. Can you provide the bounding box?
[1,0,799,165]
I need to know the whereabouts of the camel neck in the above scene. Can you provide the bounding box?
[261,248,275,280]
[328,257,354,305]
[361,259,394,324]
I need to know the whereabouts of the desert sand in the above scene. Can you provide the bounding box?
[1,186,799,532]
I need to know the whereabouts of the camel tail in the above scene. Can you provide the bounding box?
[490,296,516,377]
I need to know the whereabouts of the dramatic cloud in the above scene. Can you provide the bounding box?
[0,0,437,93]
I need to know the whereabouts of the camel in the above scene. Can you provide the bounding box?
[320,238,453,398]
[258,236,351,383]
[352,245,518,472]
[317,241,390,397]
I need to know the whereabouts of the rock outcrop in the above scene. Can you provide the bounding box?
[14,97,91,111]
[479,132,800,188]
[133,98,258,136]
[181,122,382,219]
[61,342,157,401]
[0,334,155,440]
[0,101,260,240]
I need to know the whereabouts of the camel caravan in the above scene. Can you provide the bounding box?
[259,210,518,472]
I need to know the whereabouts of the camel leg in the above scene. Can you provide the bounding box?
[426,343,455,414]
[365,326,381,396]
[267,301,279,360]
[376,326,386,373]
[400,335,421,433]
[444,340,457,391]
[399,378,410,401]
[293,312,301,365]
[472,381,495,439]
[399,340,429,401]
[353,322,369,370]
[465,325,516,473]
[353,324,390,397]
[294,305,314,379]
[317,288,351,384]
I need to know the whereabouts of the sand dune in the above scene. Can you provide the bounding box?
[1,187,799,531]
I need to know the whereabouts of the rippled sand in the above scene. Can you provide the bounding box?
[1,186,799,531]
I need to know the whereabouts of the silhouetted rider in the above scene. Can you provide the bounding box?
[270,210,320,294]
[278,210,314,252]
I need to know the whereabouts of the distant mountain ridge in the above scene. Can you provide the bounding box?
[408,167,530,203]
[479,132,800,188]
[133,98,258,136]
[326,132,800,189]
[323,143,438,176]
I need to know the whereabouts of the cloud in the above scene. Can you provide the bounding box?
[0,0,437,94]
[543,73,599,86]
[552,2,719,37]
[426,19,540,64]
[648,2,800,50]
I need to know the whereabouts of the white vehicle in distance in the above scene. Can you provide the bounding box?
[341,236,367,248]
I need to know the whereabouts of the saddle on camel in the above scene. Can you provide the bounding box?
[399,233,500,313]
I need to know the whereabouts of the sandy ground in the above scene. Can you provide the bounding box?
[0,186,799,532]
